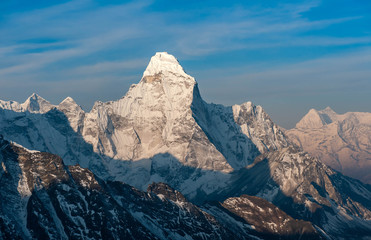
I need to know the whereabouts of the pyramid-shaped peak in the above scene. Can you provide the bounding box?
[295,108,325,129]
[24,93,48,104]
[60,96,76,104]
[58,96,84,113]
[28,93,42,100]
[22,93,54,113]
[320,106,336,115]
[142,52,187,78]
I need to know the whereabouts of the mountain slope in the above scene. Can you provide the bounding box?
[0,137,231,239]
[1,137,324,239]
[215,146,371,239]
[0,136,157,239]
[286,107,371,184]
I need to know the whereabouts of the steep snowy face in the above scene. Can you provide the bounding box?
[78,52,232,192]
[287,107,371,184]
[57,97,85,133]
[191,100,289,170]
[232,102,289,153]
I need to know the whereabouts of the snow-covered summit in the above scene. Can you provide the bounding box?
[60,96,75,104]
[22,93,55,113]
[295,107,337,129]
[142,52,188,78]
[295,108,324,129]
[58,96,83,113]
[0,93,55,113]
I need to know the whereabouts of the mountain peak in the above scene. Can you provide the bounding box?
[22,93,54,113]
[60,96,76,105]
[295,107,339,129]
[25,93,45,102]
[58,96,83,112]
[125,52,197,111]
[142,52,187,78]
[295,108,325,129]
[320,106,336,114]
[29,93,39,98]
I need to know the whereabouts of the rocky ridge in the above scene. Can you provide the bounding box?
[0,137,324,239]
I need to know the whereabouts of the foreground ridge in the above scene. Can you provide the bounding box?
[0,138,324,239]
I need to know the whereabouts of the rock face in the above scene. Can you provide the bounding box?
[286,107,371,184]
[0,52,371,239]
[0,137,156,240]
[205,195,321,240]
[218,146,371,239]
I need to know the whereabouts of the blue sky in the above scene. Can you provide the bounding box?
[0,0,370,128]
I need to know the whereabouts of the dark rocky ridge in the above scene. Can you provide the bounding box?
[0,137,156,239]
[221,195,320,239]
[0,137,326,239]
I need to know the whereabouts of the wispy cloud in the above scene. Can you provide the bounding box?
[198,47,371,113]
[68,58,148,76]
[0,0,370,123]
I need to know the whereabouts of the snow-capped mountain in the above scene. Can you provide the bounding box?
[286,107,371,184]
[0,52,371,239]
[0,52,289,199]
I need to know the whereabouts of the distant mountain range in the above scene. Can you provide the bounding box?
[286,107,371,184]
[1,52,370,239]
